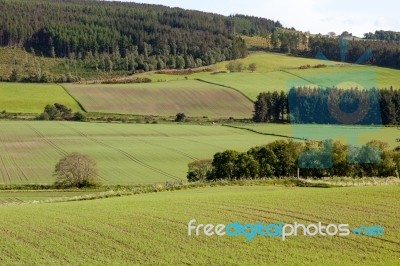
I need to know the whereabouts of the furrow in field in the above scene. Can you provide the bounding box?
[0,131,30,182]
[215,201,400,252]
[0,155,11,184]
[9,156,28,182]
[47,210,173,262]
[24,123,67,156]
[58,123,182,181]
[145,125,227,150]
[43,219,138,261]
[0,198,25,206]
[0,226,59,262]
[180,199,399,254]
[99,124,199,161]
[0,219,86,264]
[64,80,253,118]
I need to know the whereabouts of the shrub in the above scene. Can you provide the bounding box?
[36,112,50,121]
[72,112,87,121]
[42,103,72,120]
[313,64,327,68]
[248,63,257,72]
[175,113,186,122]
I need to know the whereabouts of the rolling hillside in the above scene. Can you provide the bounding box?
[0,185,398,264]
[138,52,400,100]
[229,124,400,148]
[0,120,399,185]
[64,80,253,118]
[1,52,400,117]
[0,121,286,185]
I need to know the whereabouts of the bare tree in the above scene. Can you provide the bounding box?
[53,153,100,188]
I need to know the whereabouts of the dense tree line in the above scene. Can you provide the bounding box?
[253,91,289,123]
[249,29,309,53]
[187,139,400,180]
[364,30,400,41]
[246,30,400,69]
[303,36,400,69]
[0,0,282,72]
[3,0,400,75]
[254,88,400,125]
[232,15,282,36]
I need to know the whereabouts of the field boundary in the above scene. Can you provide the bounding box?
[280,69,316,86]
[195,78,255,103]
[221,124,306,141]
[0,179,333,206]
[58,83,87,112]
[1,177,398,206]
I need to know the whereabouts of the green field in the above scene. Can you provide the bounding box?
[0,185,398,264]
[1,121,399,185]
[138,52,400,100]
[0,83,81,113]
[64,80,253,118]
[0,121,285,185]
[230,124,400,148]
[1,52,400,116]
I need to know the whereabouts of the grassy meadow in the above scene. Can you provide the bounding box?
[64,80,253,118]
[0,48,398,266]
[0,185,398,265]
[230,124,400,148]
[137,52,400,100]
[0,83,82,113]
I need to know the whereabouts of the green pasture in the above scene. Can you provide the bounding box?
[0,185,397,264]
[0,121,284,185]
[231,123,400,148]
[137,52,400,100]
[0,83,81,113]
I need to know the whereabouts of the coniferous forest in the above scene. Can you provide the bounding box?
[0,0,283,72]
[1,0,400,76]
[254,88,400,125]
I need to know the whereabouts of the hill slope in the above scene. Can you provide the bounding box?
[0,0,284,79]
[64,80,253,118]
[0,185,398,264]
[138,52,400,100]
[0,121,286,185]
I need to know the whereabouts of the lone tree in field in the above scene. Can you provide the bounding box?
[53,152,100,188]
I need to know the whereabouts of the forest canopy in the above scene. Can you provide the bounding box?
[0,0,281,72]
